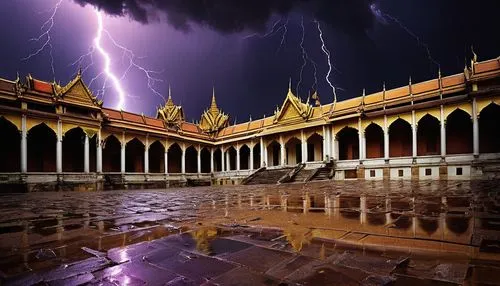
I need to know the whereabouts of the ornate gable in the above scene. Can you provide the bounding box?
[157,87,184,125]
[54,72,102,107]
[274,83,313,123]
[199,89,229,134]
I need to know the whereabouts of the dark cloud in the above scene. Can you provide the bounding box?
[73,0,375,34]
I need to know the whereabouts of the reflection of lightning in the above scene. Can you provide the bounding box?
[94,10,127,110]
[370,4,439,69]
[314,20,337,103]
[22,0,63,77]
[296,17,318,98]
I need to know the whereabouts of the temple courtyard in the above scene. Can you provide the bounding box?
[1,180,500,285]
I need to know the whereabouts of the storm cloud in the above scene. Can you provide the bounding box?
[72,0,375,34]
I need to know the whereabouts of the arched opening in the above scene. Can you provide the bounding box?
[267,141,281,166]
[365,123,384,159]
[126,138,144,173]
[446,109,472,154]
[389,118,412,157]
[239,145,250,170]
[214,148,222,172]
[307,133,323,162]
[285,137,302,165]
[168,143,182,173]
[337,127,358,160]
[102,135,121,172]
[253,143,261,169]
[62,128,85,172]
[0,117,20,172]
[149,141,165,173]
[225,146,237,171]
[185,146,198,173]
[479,103,500,153]
[200,147,211,173]
[417,115,440,156]
[28,124,56,172]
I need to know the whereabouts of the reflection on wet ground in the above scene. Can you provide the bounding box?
[1,180,500,285]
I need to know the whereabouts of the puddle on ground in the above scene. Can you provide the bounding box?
[0,180,499,283]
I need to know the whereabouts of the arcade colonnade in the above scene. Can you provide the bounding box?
[1,99,499,175]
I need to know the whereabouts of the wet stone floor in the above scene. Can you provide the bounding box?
[1,180,500,285]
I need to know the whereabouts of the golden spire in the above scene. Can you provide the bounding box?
[288,77,292,92]
[209,87,219,115]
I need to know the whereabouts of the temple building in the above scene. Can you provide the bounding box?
[0,56,499,191]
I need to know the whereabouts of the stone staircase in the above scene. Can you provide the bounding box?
[288,168,316,183]
[308,167,333,182]
[243,167,293,185]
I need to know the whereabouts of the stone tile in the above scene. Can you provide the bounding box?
[107,241,163,263]
[331,251,407,276]
[210,267,281,286]
[265,255,316,280]
[226,246,295,274]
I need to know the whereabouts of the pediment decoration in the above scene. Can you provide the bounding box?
[157,88,185,126]
[54,71,102,107]
[199,89,229,134]
[274,86,313,123]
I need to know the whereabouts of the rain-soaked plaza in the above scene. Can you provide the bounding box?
[1,180,500,285]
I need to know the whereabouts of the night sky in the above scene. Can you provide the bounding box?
[0,0,499,122]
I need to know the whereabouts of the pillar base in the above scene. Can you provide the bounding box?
[439,163,448,180]
[357,165,365,180]
[411,165,419,181]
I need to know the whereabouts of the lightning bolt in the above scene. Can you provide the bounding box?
[370,4,440,69]
[314,20,337,103]
[296,17,318,98]
[93,10,127,110]
[276,18,289,53]
[243,18,283,40]
[70,9,164,110]
[22,0,63,77]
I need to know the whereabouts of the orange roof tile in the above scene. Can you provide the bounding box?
[262,117,274,126]
[0,79,15,93]
[180,122,200,133]
[412,79,439,95]
[442,74,465,88]
[232,122,248,133]
[144,117,165,128]
[248,119,263,130]
[32,79,53,94]
[474,59,500,74]
[364,91,384,105]
[334,97,361,111]
[103,108,122,120]
[385,86,409,100]
[122,112,144,124]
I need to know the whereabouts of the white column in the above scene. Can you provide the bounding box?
[472,97,479,156]
[280,135,285,166]
[120,142,125,174]
[221,147,225,172]
[358,118,365,160]
[84,134,89,173]
[249,144,254,170]
[197,146,201,174]
[412,110,417,158]
[56,120,62,173]
[264,142,268,167]
[210,148,214,173]
[21,115,27,173]
[144,149,149,174]
[236,144,241,171]
[226,150,230,171]
[164,151,168,174]
[440,105,446,158]
[384,115,389,160]
[322,126,327,161]
[96,131,102,173]
[301,130,307,163]
[181,144,186,174]
[259,138,265,167]
[331,125,337,160]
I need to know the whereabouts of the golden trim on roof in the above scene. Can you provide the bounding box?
[156,86,184,125]
[274,82,313,123]
[54,71,102,107]
[199,88,229,134]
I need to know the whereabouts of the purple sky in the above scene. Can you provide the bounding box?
[1,0,499,121]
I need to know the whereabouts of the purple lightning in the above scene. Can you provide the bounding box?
[370,3,440,69]
[22,0,63,77]
[296,17,318,98]
[314,19,337,103]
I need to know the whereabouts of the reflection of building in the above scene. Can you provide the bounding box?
[0,57,499,191]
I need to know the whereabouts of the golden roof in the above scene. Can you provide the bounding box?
[274,82,313,123]
[156,87,184,125]
[199,88,229,133]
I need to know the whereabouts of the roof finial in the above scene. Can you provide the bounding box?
[438,66,442,79]
[77,67,82,77]
[209,87,218,114]
[16,72,20,82]
[168,85,172,99]
[288,77,292,92]
[471,45,478,63]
